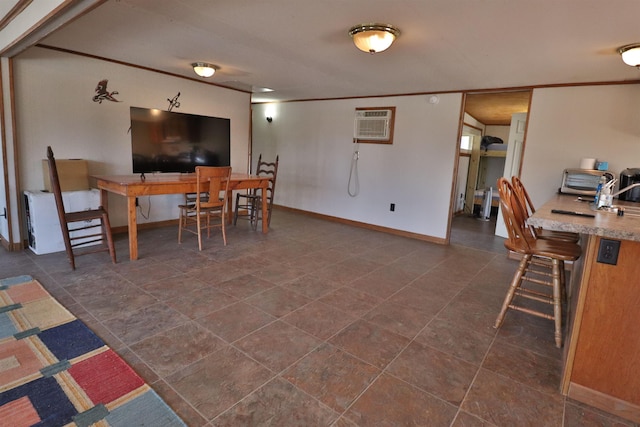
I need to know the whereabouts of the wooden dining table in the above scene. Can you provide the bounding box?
[93,173,271,260]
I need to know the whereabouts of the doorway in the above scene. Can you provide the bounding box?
[450,90,531,247]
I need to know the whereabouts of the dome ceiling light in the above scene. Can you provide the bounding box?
[618,44,640,67]
[191,62,218,78]
[348,24,400,54]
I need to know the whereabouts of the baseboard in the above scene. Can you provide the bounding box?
[273,205,446,245]
[568,382,640,423]
[108,206,446,245]
[112,219,178,235]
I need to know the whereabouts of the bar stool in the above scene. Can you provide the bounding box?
[511,176,580,243]
[494,178,582,348]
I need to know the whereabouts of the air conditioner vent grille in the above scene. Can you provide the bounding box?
[354,108,393,141]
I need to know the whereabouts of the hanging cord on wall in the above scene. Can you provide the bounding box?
[348,141,360,197]
[137,196,151,220]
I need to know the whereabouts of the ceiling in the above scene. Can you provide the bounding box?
[5,0,640,125]
[465,91,531,126]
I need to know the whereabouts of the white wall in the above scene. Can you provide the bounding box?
[252,94,463,240]
[13,47,250,228]
[522,84,640,208]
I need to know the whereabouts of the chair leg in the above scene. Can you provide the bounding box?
[250,197,259,231]
[221,208,227,245]
[494,254,530,329]
[196,211,203,251]
[552,259,563,348]
[178,208,184,243]
[59,221,76,270]
[233,193,240,225]
[102,213,117,264]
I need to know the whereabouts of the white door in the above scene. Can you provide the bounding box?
[495,112,527,238]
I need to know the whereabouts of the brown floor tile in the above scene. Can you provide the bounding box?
[102,303,189,345]
[482,339,562,395]
[5,212,627,426]
[461,368,564,427]
[387,341,478,405]
[362,300,433,338]
[196,301,276,343]
[139,274,206,301]
[329,319,410,369]
[451,411,495,427]
[494,310,564,360]
[415,318,494,365]
[349,265,417,299]
[281,274,342,299]
[213,377,339,426]
[344,373,458,426]
[210,273,275,299]
[130,322,228,377]
[244,286,312,317]
[249,262,308,285]
[314,258,381,285]
[234,320,323,372]
[166,286,238,319]
[166,346,274,420]
[188,261,248,286]
[387,285,452,316]
[118,262,183,286]
[318,287,382,317]
[282,343,380,412]
[282,300,356,340]
[436,299,499,337]
[152,379,209,427]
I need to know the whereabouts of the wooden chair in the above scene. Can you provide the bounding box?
[494,177,581,347]
[178,166,231,250]
[46,146,116,270]
[233,154,278,230]
[511,176,579,242]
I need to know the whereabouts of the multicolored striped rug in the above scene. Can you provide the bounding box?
[0,275,185,427]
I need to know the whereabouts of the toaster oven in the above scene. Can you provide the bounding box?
[559,169,614,196]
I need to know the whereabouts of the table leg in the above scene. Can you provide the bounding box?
[127,196,138,260]
[99,189,109,211]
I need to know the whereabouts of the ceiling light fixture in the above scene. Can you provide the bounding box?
[618,44,640,67]
[348,23,400,54]
[191,62,218,78]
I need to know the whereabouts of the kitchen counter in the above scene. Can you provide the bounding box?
[529,193,640,423]
[527,193,640,241]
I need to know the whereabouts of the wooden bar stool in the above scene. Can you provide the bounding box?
[494,178,582,347]
[511,176,580,243]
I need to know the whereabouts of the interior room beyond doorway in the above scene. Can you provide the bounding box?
[453,90,531,237]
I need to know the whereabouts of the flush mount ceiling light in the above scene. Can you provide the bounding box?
[348,23,400,54]
[618,44,640,67]
[191,62,218,78]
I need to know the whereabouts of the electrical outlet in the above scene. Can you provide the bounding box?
[390,203,395,212]
[597,238,620,265]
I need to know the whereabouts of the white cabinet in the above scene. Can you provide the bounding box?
[23,189,101,254]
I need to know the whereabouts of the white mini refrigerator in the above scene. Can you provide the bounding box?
[24,189,102,255]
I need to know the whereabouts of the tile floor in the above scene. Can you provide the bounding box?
[1,210,636,426]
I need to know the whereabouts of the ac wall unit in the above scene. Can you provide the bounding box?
[354,109,393,141]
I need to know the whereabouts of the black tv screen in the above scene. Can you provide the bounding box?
[130,107,230,173]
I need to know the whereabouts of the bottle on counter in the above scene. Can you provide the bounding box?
[594,175,607,207]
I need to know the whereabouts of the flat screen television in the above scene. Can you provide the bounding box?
[130,107,230,174]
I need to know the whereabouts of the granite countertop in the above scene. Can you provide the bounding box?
[528,194,640,242]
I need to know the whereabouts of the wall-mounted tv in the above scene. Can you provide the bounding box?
[130,107,230,174]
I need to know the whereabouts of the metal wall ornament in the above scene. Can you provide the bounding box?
[167,92,181,111]
[93,79,121,103]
